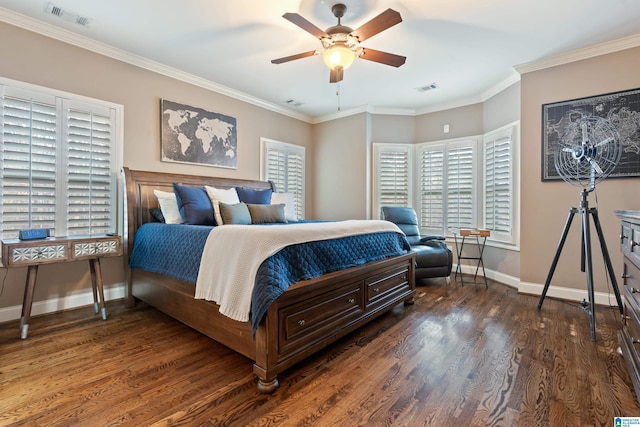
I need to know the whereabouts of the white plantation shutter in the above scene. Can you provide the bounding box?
[446,145,475,229]
[418,147,444,231]
[1,90,58,237]
[484,124,516,243]
[417,139,477,235]
[262,138,305,219]
[377,146,410,207]
[0,84,119,239]
[64,101,116,235]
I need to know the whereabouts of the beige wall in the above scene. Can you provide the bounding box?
[0,21,312,313]
[415,103,484,142]
[520,46,640,296]
[313,113,371,220]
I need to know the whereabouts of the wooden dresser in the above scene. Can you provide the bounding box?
[616,210,640,403]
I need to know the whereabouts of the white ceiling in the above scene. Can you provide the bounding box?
[2,0,640,121]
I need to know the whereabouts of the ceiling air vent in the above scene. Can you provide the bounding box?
[415,83,438,93]
[284,99,304,107]
[45,2,93,27]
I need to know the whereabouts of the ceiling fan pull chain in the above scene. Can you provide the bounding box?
[336,83,341,111]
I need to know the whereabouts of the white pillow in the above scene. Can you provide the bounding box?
[153,189,183,224]
[271,192,297,221]
[204,185,240,225]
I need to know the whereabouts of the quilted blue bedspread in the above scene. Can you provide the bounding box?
[129,222,410,334]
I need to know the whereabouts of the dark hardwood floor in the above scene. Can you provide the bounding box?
[1,277,639,426]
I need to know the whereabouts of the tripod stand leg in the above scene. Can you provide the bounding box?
[582,207,597,341]
[591,208,624,314]
[538,209,577,310]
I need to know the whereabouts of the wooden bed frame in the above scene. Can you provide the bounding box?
[122,167,416,393]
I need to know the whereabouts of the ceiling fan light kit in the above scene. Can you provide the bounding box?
[272,3,405,83]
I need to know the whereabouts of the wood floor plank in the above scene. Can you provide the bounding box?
[1,276,639,426]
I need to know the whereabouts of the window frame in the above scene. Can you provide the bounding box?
[371,122,519,249]
[416,137,480,236]
[259,137,305,220]
[0,77,124,239]
[372,143,413,218]
[483,121,520,248]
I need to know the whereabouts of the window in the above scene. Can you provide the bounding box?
[373,144,411,217]
[483,123,518,244]
[417,138,478,235]
[260,137,305,219]
[0,82,121,239]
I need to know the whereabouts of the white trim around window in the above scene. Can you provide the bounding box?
[260,137,305,220]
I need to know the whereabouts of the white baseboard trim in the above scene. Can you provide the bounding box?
[454,264,619,306]
[0,283,126,324]
[453,263,520,289]
[518,280,620,307]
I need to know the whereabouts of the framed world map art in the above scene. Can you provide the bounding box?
[161,99,238,169]
[541,88,640,181]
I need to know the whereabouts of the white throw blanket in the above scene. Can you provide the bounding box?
[194,220,404,322]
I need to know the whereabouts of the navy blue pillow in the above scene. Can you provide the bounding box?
[173,183,215,225]
[236,187,272,204]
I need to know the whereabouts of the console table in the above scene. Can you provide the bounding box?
[1,234,122,339]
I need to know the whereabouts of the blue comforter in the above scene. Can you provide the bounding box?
[129,222,410,334]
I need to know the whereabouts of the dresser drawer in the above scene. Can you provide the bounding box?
[621,221,640,270]
[365,265,411,310]
[278,282,364,357]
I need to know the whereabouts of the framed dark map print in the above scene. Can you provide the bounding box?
[161,99,238,169]
[541,88,640,181]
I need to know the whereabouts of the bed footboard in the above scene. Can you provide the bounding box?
[253,252,415,392]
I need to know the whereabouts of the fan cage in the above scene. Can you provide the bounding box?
[553,115,622,188]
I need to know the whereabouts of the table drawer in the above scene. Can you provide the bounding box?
[4,242,68,266]
[71,237,122,260]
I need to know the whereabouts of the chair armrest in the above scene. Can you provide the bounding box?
[419,235,446,243]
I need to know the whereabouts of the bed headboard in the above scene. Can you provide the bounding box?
[121,167,276,257]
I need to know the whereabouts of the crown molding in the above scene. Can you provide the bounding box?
[480,71,521,101]
[0,7,313,124]
[515,33,640,74]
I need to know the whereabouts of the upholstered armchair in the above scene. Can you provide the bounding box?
[381,206,453,283]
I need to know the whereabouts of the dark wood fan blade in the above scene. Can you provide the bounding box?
[271,51,317,64]
[351,9,402,42]
[360,48,406,67]
[283,13,328,39]
[329,67,344,83]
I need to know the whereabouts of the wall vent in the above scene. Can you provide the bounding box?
[46,2,93,27]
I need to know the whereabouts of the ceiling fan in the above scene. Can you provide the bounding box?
[271,3,406,83]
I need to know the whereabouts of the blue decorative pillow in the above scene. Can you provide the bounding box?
[236,187,272,204]
[173,183,215,225]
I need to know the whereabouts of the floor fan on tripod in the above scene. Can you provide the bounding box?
[537,115,624,341]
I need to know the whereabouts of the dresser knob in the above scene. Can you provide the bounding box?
[631,240,640,250]
[632,337,640,344]
[348,298,355,304]
[297,319,305,326]
[622,273,631,279]
[374,288,380,293]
